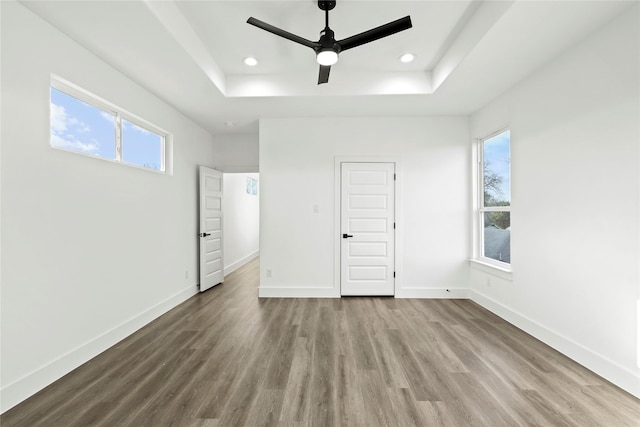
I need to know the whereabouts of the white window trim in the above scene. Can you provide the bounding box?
[468,258,513,281]
[50,75,172,174]
[473,127,512,272]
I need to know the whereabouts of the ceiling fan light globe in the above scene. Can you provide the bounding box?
[317,50,338,66]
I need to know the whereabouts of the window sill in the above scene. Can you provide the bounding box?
[469,259,513,281]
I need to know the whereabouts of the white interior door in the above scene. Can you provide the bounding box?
[199,166,224,292]
[341,162,395,296]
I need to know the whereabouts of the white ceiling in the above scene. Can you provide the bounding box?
[20,0,635,135]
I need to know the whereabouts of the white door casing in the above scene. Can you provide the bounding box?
[341,162,395,296]
[199,166,224,292]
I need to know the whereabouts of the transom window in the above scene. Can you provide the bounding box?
[478,129,511,265]
[50,77,167,172]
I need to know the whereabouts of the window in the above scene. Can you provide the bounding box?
[50,77,168,172]
[478,129,511,265]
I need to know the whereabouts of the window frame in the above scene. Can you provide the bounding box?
[50,76,170,173]
[476,127,511,270]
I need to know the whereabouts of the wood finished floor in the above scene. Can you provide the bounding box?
[2,258,639,426]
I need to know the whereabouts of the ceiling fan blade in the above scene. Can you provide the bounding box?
[318,65,331,84]
[247,17,319,49]
[337,16,412,52]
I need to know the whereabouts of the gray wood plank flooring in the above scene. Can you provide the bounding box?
[2,258,639,426]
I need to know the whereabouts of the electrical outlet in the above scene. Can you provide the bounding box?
[266,268,272,278]
[185,270,189,279]
[486,277,492,287]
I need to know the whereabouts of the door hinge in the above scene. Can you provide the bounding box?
[394,173,396,180]
[394,222,396,229]
[393,271,396,278]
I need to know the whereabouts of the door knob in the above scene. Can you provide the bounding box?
[342,233,353,238]
[199,232,211,237]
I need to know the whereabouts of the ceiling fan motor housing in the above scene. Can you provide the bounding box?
[318,1,336,11]
[318,28,341,54]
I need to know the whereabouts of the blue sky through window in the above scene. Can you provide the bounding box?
[50,88,115,159]
[122,120,162,170]
[51,87,164,171]
[483,130,511,204]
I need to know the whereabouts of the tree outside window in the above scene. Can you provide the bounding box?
[480,130,510,264]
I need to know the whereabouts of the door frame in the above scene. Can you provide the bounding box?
[334,156,402,297]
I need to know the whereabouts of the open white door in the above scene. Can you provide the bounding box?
[341,162,395,296]
[199,166,224,292]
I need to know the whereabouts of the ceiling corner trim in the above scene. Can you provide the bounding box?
[142,0,227,95]
[432,0,515,91]
[225,71,433,98]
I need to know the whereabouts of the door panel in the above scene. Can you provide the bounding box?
[341,162,395,296]
[349,194,388,209]
[349,266,388,281]
[199,166,224,292]
[349,242,388,257]
[349,218,387,233]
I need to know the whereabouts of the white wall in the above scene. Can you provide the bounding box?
[469,7,639,397]
[223,173,260,274]
[217,133,259,173]
[0,2,217,412]
[259,117,470,298]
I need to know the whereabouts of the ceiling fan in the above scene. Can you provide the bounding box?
[247,0,412,85]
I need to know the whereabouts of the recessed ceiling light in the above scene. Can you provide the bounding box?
[224,121,235,127]
[243,57,258,66]
[399,53,415,63]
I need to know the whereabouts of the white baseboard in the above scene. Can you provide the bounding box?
[258,286,469,299]
[396,287,469,299]
[0,285,198,414]
[470,289,640,399]
[258,286,340,298]
[224,250,259,276]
